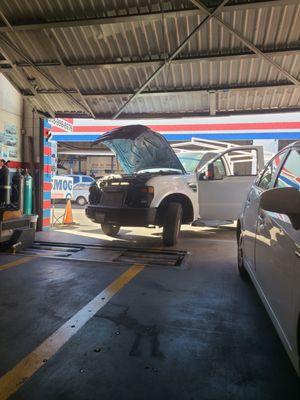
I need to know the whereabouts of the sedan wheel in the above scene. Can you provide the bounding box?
[76,196,87,206]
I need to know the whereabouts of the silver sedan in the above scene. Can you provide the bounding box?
[237,140,300,377]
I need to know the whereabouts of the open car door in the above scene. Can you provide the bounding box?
[197,146,264,222]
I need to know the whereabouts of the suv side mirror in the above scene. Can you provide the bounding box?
[207,162,215,181]
[260,187,300,229]
[198,172,206,181]
[198,163,215,181]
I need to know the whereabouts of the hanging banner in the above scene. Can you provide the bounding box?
[48,114,300,143]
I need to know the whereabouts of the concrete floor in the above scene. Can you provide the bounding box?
[0,210,299,399]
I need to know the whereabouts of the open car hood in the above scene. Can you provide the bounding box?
[94,125,185,174]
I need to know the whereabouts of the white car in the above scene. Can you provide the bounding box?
[72,182,91,205]
[86,125,264,245]
[237,141,300,376]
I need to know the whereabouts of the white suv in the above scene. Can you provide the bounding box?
[237,141,300,376]
[86,125,264,245]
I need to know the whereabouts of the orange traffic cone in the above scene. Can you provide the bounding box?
[63,199,74,224]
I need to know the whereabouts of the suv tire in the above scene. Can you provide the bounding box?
[162,202,182,246]
[101,223,120,237]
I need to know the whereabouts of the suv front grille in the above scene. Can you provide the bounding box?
[100,190,126,207]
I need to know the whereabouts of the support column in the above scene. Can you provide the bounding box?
[42,119,52,230]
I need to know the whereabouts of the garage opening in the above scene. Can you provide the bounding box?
[1,1,300,398]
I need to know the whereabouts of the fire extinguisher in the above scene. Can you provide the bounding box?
[11,169,24,212]
[23,169,33,215]
[0,159,11,207]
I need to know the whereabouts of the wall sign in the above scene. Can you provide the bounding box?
[0,123,19,160]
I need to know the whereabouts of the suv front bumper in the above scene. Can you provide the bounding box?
[86,205,157,226]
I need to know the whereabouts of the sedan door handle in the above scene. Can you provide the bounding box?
[295,250,300,258]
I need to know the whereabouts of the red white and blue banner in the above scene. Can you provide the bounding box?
[48,113,300,142]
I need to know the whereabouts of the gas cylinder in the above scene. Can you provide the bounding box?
[11,169,24,212]
[23,169,33,215]
[0,161,11,207]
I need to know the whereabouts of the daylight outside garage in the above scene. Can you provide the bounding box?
[0,1,300,399]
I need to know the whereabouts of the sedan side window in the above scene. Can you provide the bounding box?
[82,176,94,183]
[275,149,300,190]
[71,176,80,184]
[258,152,285,190]
[258,164,273,190]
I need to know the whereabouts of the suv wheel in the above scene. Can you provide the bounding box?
[238,234,249,280]
[101,223,120,237]
[162,202,182,246]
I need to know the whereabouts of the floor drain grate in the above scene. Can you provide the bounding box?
[23,243,83,257]
[21,241,187,266]
[114,249,186,266]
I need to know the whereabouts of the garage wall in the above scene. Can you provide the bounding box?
[0,74,51,230]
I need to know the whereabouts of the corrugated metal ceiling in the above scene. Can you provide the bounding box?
[0,0,299,118]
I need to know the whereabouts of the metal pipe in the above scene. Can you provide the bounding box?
[0,48,298,71]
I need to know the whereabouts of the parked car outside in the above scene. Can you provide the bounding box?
[67,174,94,185]
[72,182,91,205]
[237,140,300,376]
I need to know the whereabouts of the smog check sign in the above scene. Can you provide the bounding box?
[51,176,73,200]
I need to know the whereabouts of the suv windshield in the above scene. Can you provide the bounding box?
[177,152,218,173]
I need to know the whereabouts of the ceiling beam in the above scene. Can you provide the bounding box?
[0,1,296,32]
[83,82,297,97]
[190,0,300,86]
[0,48,298,71]
[22,81,297,98]
[112,0,230,119]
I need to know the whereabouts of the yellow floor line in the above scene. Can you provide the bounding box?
[0,263,145,400]
[0,256,36,272]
